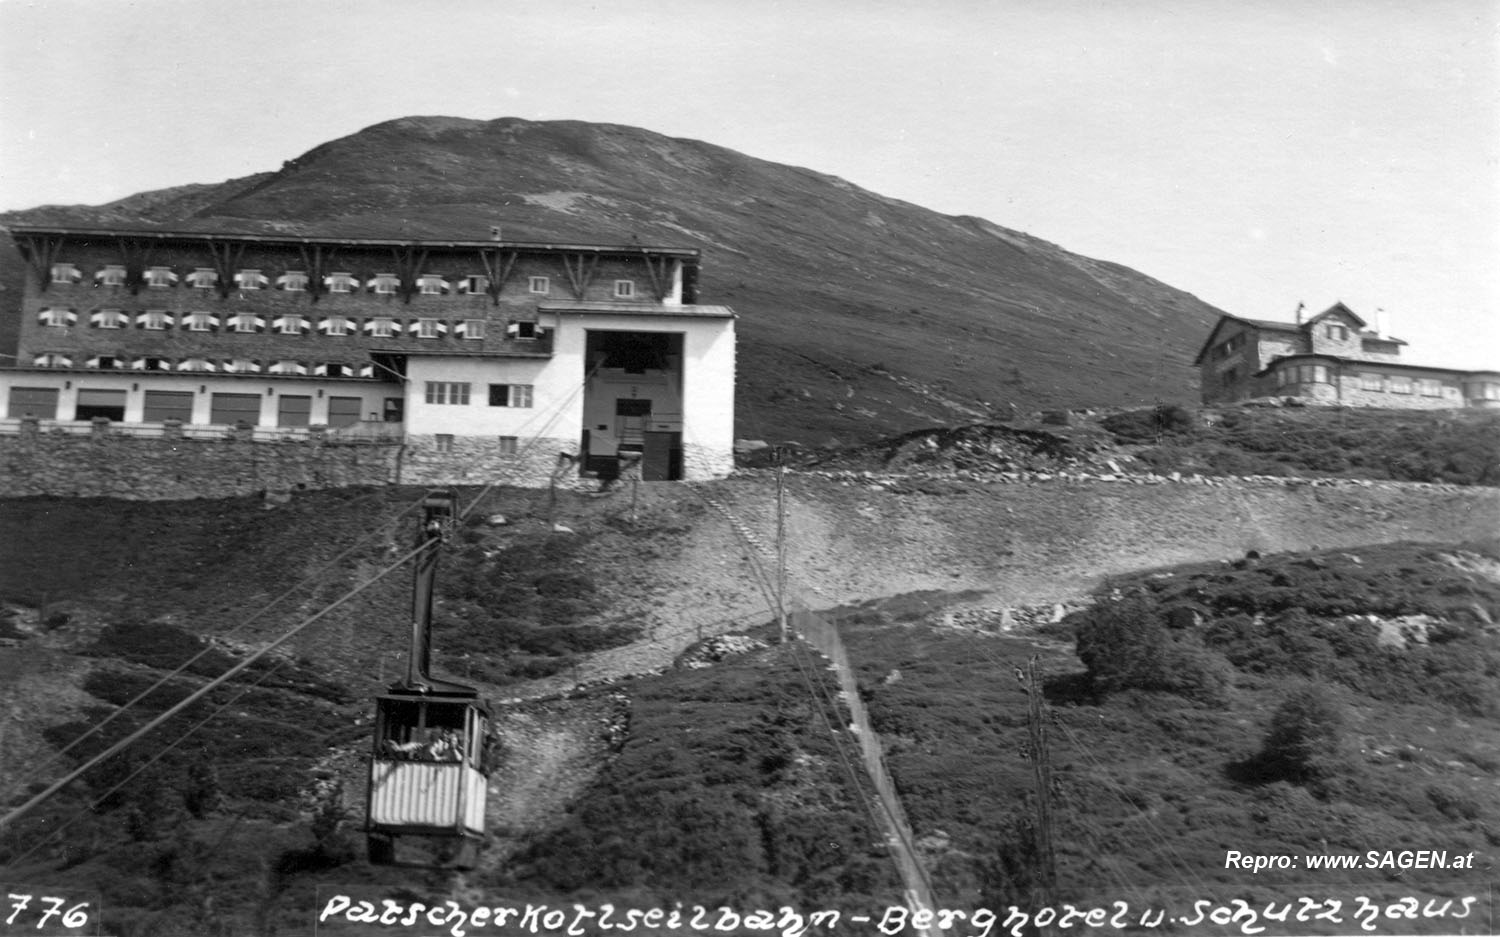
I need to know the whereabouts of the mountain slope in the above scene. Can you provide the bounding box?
[1,116,1225,443]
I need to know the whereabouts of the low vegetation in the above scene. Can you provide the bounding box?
[1104,405,1500,486]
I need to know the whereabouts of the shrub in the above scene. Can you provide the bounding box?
[1074,598,1232,705]
[1257,684,1347,783]
[1101,405,1194,444]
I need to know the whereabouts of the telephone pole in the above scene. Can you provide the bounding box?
[1017,656,1057,907]
[774,446,788,642]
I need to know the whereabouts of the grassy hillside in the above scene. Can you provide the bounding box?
[0,116,1227,444]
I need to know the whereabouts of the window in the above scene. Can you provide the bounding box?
[497,436,518,455]
[1443,386,1461,401]
[316,363,351,378]
[186,268,218,289]
[488,383,533,408]
[425,382,470,405]
[365,317,398,338]
[1325,325,1349,341]
[273,314,309,335]
[1467,382,1500,402]
[32,353,72,368]
[613,279,636,299]
[507,320,538,340]
[327,396,362,427]
[369,273,401,295]
[325,272,357,293]
[277,395,312,427]
[459,319,485,340]
[38,308,76,327]
[134,356,170,371]
[234,269,268,290]
[1389,376,1413,394]
[143,390,193,423]
[85,355,119,370]
[434,434,455,453]
[75,388,126,421]
[144,266,177,289]
[528,276,550,294]
[1277,364,1329,386]
[1417,379,1443,397]
[228,313,264,333]
[319,316,354,337]
[460,275,489,295]
[1360,373,1384,392]
[137,310,173,330]
[7,387,59,419]
[90,309,128,329]
[96,265,127,287]
[1213,334,1244,360]
[177,358,216,372]
[210,392,261,426]
[223,358,260,374]
[417,274,449,295]
[50,263,81,285]
[183,312,218,332]
[269,360,307,375]
[278,270,309,291]
[413,318,445,339]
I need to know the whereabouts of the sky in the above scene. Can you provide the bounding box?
[1,0,1496,369]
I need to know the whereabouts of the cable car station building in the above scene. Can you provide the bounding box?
[2,225,736,485]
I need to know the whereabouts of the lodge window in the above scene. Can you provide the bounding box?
[273,315,309,335]
[1467,382,1500,401]
[224,359,260,373]
[1325,325,1349,341]
[417,275,449,295]
[528,276,549,294]
[177,358,215,372]
[320,316,354,337]
[269,360,306,375]
[326,272,357,293]
[229,314,264,333]
[1360,373,1384,392]
[135,357,170,372]
[32,353,72,368]
[138,310,173,330]
[425,382,470,405]
[144,267,177,289]
[369,273,401,295]
[414,318,444,339]
[488,383,533,408]
[366,318,398,338]
[183,312,218,332]
[435,434,455,453]
[278,271,309,291]
[50,263,81,285]
[459,320,485,340]
[508,320,538,340]
[460,275,489,295]
[497,436,518,455]
[7,386,60,419]
[186,268,218,289]
[86,355,119,370]
[235,269,268,290]
[1389,376,1413,394]
[143,390,193,423]
[210,392,261,426]
[96,265,127,287]
[613,279,635,299]
[1417,379,1443,397]
[38,308,76,327]
[1277,364,1329,386]
[91,309,128,329]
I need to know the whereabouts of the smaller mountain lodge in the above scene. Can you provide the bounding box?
[1195,302,1499,409]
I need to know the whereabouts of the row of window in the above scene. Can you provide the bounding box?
[8,386,368,426]
[50,264,637,298]
[1276,366,1462,399]
[424,382,534,408]
[38,309,541,340]
[31,353,374,377]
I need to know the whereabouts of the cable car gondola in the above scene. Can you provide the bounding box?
[365,489,490,869]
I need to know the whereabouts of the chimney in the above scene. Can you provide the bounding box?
[1374,308,1388,338]
[1294,301,1305,325]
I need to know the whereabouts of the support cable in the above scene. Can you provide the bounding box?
[13,492,423,792]
[0,540,426,833]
